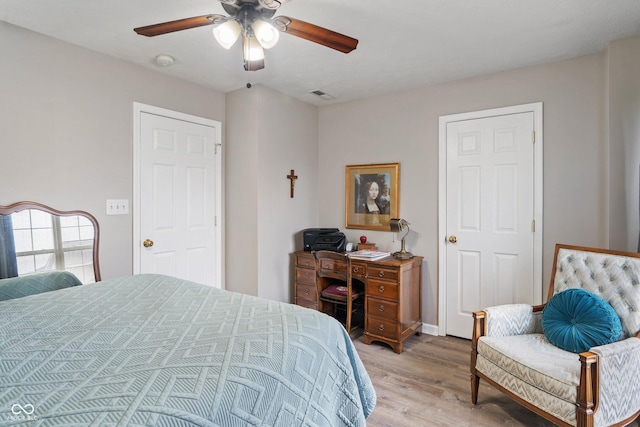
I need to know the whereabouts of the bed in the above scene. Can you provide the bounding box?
[0,274,376,426]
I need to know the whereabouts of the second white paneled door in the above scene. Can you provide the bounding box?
[439,104,543,339]
[134,104,222,288]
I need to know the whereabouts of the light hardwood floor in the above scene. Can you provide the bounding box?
[353,333,556,427]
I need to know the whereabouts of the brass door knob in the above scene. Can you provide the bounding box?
[448,235,457,243]
[143,239,154,248]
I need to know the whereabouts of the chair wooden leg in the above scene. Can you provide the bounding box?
[470,311,484,405]
[346,301,352,334]
[471,373,480,404]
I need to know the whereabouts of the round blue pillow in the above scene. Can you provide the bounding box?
[542,288,622,353]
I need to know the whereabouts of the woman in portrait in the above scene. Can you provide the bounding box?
[356,175,390,215]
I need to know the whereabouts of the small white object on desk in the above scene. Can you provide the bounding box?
[348,250,390,261]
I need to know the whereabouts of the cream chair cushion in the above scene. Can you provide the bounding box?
[477,333,580,425]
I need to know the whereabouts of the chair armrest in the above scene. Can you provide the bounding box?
[480,303,543,338]
[470,304,543,403]
[586,336,640,426]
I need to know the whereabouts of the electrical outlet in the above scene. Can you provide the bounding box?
[106,199,129,215]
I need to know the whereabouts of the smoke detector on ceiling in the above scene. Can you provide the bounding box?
[154,54,175,66]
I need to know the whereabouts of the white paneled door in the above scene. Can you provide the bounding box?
[134,105,222,288]
[439,104,543,339]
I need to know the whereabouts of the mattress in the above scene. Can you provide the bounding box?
[0,274,376,426]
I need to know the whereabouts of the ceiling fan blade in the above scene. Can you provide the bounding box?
[273,16,358,53]
[134,14,226,37]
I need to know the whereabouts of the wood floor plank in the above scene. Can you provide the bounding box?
[354,334,556,427]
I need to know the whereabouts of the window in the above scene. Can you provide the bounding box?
[12,210,95,283]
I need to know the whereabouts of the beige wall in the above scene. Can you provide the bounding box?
[608,35,640,252]
[0,21,226,280]
[319,52,607,326]
[4,18,639,333]
[225,85,318,300]
[225,88,260,295]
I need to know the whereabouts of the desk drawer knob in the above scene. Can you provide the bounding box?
[304,273,310,279]
[378,324,385,331]
[378,271,385,277]
[378,305,385,312]
[353,267,359,274]
[305,260,311,266]
[378,285,385,293]
[304,289,310,296]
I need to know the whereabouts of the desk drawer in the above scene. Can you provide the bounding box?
[296,268,315,285]
[318,259,347,274]
[296,282,317,302]
[296,298,318,310]
[296,254,315,268]
[350,262,367,280]
[366,315,398,340]
[366,279,399,300]
[367,265,398,282]
[366,297,398,321]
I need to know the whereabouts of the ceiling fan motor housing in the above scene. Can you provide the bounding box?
[222,0,279,19]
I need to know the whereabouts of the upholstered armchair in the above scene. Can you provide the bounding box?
[471,244,640,427]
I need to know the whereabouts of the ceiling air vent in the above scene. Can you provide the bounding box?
[309,90,335,101]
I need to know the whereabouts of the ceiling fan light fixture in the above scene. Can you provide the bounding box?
[243,34,265,62]
[213,19,241,49]
[251,19,280,49]
[134,4,359,72]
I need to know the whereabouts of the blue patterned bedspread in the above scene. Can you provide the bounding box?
[0,274,376,426]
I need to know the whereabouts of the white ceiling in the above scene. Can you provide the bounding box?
[2,0,639,106]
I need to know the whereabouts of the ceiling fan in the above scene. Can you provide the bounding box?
[134,0,358,71]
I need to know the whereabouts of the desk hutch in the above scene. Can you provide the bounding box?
[294,251,423,353]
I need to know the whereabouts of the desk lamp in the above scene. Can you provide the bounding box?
[389,218,413,259]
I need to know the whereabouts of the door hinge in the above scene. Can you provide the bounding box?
[531,131,536,144]
[214,143,222,154]
[531,219,535,232]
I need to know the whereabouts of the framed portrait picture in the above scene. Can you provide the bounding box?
[345,163,399,230]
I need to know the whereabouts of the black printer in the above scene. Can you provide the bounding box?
[302,228,346,252]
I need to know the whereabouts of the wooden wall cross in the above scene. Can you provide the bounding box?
[286,169,298,198]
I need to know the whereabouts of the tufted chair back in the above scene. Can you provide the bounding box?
[551,247,640,339]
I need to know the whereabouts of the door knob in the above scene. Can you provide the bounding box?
[448,235,457,244]
[143,239,154,248]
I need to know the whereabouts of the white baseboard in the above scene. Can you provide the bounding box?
[421,323,439,336]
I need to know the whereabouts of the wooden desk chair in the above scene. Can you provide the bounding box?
[313,250,363,334]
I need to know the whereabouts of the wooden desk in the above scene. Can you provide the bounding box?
[294,251,423,353]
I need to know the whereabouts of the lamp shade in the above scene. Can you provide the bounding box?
[389,218,409,233]
[389,218,413,259]
[243,34,265,61]
[213,19,241,49]
[251,19,280,49]
[242,34,265,71]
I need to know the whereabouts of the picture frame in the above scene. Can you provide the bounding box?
[345,163,399,231]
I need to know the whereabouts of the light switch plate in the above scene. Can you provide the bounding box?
[106,199,129,215]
